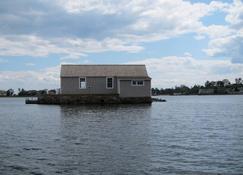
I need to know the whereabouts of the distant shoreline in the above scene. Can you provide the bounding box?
[153,94,243,96]
[0,96,33,98]
[1,94,243,98]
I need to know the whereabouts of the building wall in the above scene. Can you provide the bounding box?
[61,77,118,94]
[61,76,151,97]
[198,89,214,95]
[119,79,151,97]
[0,90,7,96]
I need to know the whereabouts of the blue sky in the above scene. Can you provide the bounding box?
[0,0,243,90]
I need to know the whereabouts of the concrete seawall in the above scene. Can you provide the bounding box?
[26,94,152,105]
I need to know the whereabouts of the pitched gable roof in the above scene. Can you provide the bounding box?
[61,64,150,78]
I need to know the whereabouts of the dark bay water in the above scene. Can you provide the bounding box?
[0,96,243,175]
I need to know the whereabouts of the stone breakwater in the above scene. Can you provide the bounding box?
[25,94,152,105]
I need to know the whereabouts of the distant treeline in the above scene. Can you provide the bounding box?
[1,78,243,97]
[152,85,202,95]
[152,78,243,95]
[0,88,59,97]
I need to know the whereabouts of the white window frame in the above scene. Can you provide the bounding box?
[79,77,86,89]
[131,80,144,86]
[106,77,114,89]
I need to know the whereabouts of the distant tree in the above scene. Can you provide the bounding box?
[205,81,211,88]
[174,85,190,94]
[205,80,218,87]
[152,88,161,95]
[6,89,14,96]
[18,88,26,96]
[28,90,37,96]
[161,88,174,95]
[222,79,231,86]
[216,81,224,87]
[190,85,201,94]
[151,77,243,95]
[205,81,216,88]
[48,89,56,95]
[235,78,242,84]
[38,90,47,95]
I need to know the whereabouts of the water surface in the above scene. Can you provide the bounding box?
[0,96,243,175]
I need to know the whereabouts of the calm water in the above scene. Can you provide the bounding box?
[0,96,243,175]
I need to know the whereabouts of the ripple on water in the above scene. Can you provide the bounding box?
[5,164,29,171]
[0,96,243,174]
[30,171,44,175]
[23,148,42,151]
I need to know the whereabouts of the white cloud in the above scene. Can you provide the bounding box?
[202,0,243,63]
[0,0,242,67]
[225,0,243,27]
[25,63,35,66]
[0,66,60,90]
[0,0,233,58]
[199,25,234,39]
[0,35,60,57]
[0,35,143,58]
[204,29,243,63]
[184,52,192,57]
[59,0,123,14]
[128,56,243,88]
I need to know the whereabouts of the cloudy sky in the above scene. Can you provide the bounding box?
[0,0,243,90]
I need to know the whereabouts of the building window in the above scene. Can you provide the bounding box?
[131,80,144,86]
[79,77,86,89]
[106,77,113,89]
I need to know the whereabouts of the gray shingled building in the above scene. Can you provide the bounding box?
[60,64,151,98]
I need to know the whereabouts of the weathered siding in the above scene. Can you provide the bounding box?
[61,77,118,94]
[119,79,151,97]
[61,76,151,97]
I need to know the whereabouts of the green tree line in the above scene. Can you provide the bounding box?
[152,78,243,95]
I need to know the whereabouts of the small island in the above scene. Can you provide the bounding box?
[1,64,153,104]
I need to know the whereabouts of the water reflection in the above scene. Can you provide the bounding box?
[58,104,152,174]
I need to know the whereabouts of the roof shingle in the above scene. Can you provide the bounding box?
[61,64,150,78]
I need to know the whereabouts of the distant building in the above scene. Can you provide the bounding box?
[173,93,182,96]
[198,89,214,95]
[0,90,7,96]
[60,64,151,98]
[239,87,243,94]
